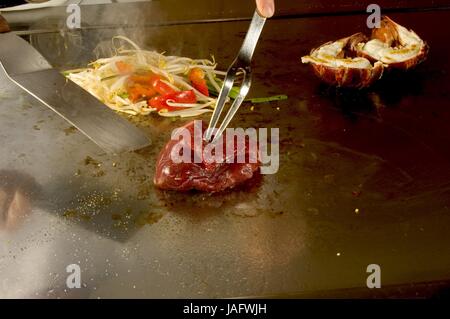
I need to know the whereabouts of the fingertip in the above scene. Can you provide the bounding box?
[256,0,275,18]
[263,7,274,18]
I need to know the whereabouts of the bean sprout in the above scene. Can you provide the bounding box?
[65,36,225,117]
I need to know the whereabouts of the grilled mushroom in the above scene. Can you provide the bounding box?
[0,14,10,33]
[301,33,384,89]
[356,16,429,70]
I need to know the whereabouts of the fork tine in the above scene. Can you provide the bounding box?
[204,71,235,141]
[211,71,251,144]
[205,10,266,143]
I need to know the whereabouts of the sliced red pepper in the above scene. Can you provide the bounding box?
[149,90,197,111]
[128,72,175,96]
[128,73,160,87]
[169,90,197,104]
[149,95,172,111]
[189,68,209,97]
[115,61,133,74]
[127,83,157,102]
[152,79,176,96]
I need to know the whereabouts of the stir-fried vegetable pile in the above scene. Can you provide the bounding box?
[65,36,226,117]
[65,36,287,118]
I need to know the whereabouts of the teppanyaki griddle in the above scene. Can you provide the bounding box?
[0,1,450,298]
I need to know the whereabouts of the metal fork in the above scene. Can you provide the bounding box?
[205,10,266,143]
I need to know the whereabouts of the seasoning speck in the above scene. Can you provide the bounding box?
[63,126,77,136]
[84,156,101,166]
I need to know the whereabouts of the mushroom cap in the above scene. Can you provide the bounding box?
[301,33,384,88]
[356,16,429,71]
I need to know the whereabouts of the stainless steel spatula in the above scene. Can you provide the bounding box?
[0,33,150,154]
